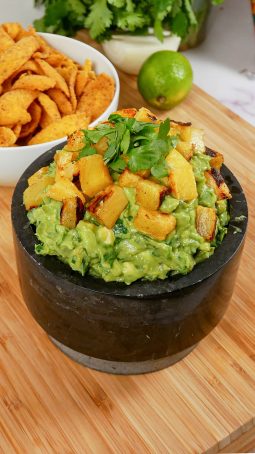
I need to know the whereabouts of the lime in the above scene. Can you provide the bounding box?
[137,50,193,110]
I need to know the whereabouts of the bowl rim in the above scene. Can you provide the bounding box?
[12,143,248,299]
[0,32,120,152]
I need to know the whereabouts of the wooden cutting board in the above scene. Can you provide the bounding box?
[0,55,255,453]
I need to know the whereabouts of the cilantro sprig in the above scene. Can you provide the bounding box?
[34,0,225,44]
[79,114,178,178]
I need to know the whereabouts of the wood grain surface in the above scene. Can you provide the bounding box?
[0,40,255,453]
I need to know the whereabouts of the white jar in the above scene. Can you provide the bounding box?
[102,31,181,75]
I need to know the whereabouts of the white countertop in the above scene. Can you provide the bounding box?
[1,0,255,126]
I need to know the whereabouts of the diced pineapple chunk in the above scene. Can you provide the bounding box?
[65,130,85,152]
[196,205,217,241]
[134,207,176,241]
[166,149,198,201]
[28,166,49,186]
[60,198,78,229]
[205,169,232,200]
[119,169,141,188]
[135,169,150,178]
[136,179,168,210]
[47,177,85,203]
[190,128,205,153]
[114,108,137,118]
[94,136,108,155]
[171,121,192,142]
[55,150,79,181]
[205,148,224,170]
[135,107,159,123]
[23,175,55,210]
[88,184,128,229]
[79,154,112,198]
[176,141,193,161]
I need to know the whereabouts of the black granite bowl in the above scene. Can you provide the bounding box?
[12,143,248,374]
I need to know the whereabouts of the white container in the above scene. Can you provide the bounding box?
[0,33,120,187]
[102,32,181,75]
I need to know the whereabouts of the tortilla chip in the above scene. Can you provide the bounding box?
[33,51,50,60]
[15,26,36,41]
[0,26,14,52]
[2,23,22,40]
[28,113,90,145]
[38,92,60,116]
[75,70,89,98]
[13,74,56,91]
[0,126,17,146]
[69,67,78,111]
[83,59,92,72]
[12,123,22,138]
[0,85,2,95]
[0,89,38,126]
[0,35,40,85]
[47,88,73,116]
[46,52,70,67]
[36,59,70,97]
[19,102,41,138]
[77,73,115,121]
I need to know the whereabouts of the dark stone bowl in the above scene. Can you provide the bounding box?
[11,143,248,374]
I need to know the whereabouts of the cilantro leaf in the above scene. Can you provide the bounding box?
[78,146,96,159]
[158,118,170,140]
[120,129,130,153]
[109,157,126,172]
[171,11,189,38]
[151,160,169,178]
[128,139,167,172]
[104,142,117,163]
[85,0,113,40]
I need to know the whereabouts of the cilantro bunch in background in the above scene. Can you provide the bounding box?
[34,0,225,43]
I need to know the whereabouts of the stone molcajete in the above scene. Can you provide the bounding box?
[12,144,248,374]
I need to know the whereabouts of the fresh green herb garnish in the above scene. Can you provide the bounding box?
[78,114,177,178]
[34,0,225,44]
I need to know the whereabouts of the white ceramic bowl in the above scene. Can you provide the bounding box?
[102,32,181,75]
[0,33,120,187]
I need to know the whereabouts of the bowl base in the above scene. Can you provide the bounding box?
[49,336,197,375]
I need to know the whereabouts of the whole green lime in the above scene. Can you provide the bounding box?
[137,50,193,110]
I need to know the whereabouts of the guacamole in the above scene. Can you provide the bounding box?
[24,108,231,285]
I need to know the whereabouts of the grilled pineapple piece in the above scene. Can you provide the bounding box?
[134,207,176,241]
[119,169,141,188]
[196,206,217,241]
[79,154,112,198]
[205,169,232,200]
[205,148,224,170]
[94,136,109,155]
[55,150,79,181]
[166,149,198,201]
[135,107,159,123]
[135,169,150,178]
[28,166,49,186]
[23,175,55,210]
[61,198,77,229]
[65,129,85,152]
[170,120,192,142]
[60,197,84,229]
[47,177,85,203]
[136,179,168,211]
[190,128,205,153]
[176,141,193,161]
[114,108,137,118]
[88,184,128,229]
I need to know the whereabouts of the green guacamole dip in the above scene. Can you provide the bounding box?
[26,113,230,285]
[27,151,229,285]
